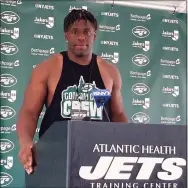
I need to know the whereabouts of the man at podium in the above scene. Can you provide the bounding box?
[16,9,128,175]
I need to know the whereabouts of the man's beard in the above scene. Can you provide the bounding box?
[75,52,85,57]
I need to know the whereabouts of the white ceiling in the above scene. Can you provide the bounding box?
[94,0,187,13]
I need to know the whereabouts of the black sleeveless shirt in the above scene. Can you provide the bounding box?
[39,51,111,138]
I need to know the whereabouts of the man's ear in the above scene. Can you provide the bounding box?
[65,32,68,40]
[93,31,97,41]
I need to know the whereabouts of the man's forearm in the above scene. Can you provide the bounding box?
[16,109,37,148]
[111,112,128,123]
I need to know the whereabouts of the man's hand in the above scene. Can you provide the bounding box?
[18,142,35,174]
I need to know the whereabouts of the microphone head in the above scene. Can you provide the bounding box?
[91,88,111,108]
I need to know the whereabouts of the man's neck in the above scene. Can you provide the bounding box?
[67,50,92,65]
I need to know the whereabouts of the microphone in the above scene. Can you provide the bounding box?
[91,88,111,122]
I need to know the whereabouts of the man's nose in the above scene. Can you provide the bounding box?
[77,34,86,40]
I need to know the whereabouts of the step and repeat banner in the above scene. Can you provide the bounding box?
[0,0,187,187]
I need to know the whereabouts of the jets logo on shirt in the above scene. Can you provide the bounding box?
[60,76,103,120]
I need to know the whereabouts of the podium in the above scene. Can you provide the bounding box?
[25,120,187,188]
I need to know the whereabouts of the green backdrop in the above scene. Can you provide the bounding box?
[0,1,186,187]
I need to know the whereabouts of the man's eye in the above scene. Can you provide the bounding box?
[72,30,77,35]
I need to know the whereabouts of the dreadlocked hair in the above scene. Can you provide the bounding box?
[64,9,98,32]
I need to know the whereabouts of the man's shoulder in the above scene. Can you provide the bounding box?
[36,52,63,69]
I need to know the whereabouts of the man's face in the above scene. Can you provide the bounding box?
[65,19,96,57]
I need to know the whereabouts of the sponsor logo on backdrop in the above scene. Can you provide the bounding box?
[34,34,53,40]
[162,74,179,80]
[0,172,13,187]
[162,46,178,51]
[0,42,19,55]
[69,5,87,12]
[0,0,22,6]
[162,103,179,108]
[101,52,119,63]
[132,83,150,95]
[162,30,179,41]
[0,124,16,134]
[101,40,118,46]
[0,74,17,87]
[0,139,14,153]
[162,18,179,24]
[132,54,149,66]
[132,112,150,123]
[162,86,179,97]
[1,124,40,133]
[132,98,150,109]
[132,26,150,38]
[99,24,120,32]
[0,11,20,24]
[34,16,54,28]
[31,47,55,56]
[0,90,16,102]
[160,58,180,67]
[0,27,19,39]
[101,12,119,17]
[161,115,181,124]
[1,156,13,169]
[130,13,151,22]
[35,3,54,10]
[132,41,150,51]
[0,106,16,120]
[0,60,19,68]
[130,70,151,78]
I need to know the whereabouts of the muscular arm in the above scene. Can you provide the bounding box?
[110,65,128,123]
[16,62,49,148]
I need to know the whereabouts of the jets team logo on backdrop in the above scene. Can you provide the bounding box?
[0,0,22,6]
[1,156,13,169]
[0,42,19,55]
[162,30,179,41]
[61,76,103,120]
[0,106,16,120]
[34,16,54,28]
[0,90,17,102]
[131,112,150,123]
[0,11,20,24]
[0,139,14,153]
[0,27,19,39]
[132,83,150,95]
[0,172,13,187]
[132,54,149,66]
[132,41,150,51]
[132,26,150,38]
[69,5,87,12]
[0,74,17,87]
[101,52,119,63]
